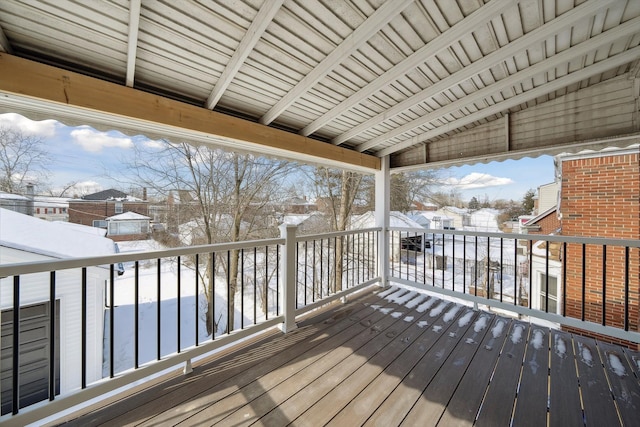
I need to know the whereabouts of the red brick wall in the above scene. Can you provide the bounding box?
[561,151,639,348]
[527,211,560,235]
[69,201,149,226]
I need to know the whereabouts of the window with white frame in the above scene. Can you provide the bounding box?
[539,273,558,313]
[115,201,123,214]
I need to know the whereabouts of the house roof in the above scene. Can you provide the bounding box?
[0,208,117,259]
[350,211,422,230]
[81,189,129,201]
[0,191,28,200]
[0,1,638,171]
[107,212,151,221]
[522,206,558,228]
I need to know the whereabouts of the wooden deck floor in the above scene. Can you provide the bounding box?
[59,286,640,427]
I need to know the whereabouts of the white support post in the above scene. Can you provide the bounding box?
[375,155,391,288]
[279,224,298,333]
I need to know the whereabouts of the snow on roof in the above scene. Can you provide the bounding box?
[411,211,453,221]
[53,220,107,237]
[0,191,28,200]
[350,211,423,229]
[441,206,468,215]
[0,208,117,259]
[468,209,500,232]
[107,212,151,221]
[282,214,312,226]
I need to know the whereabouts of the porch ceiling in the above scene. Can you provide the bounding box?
[0,0,639,171]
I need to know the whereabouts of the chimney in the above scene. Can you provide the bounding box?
[143,187,147,201]
[26,183,35,216]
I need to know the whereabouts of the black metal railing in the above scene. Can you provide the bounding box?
[388,227,640,345]
[294,228,380,312]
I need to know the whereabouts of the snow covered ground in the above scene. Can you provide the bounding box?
[105,240,275,375]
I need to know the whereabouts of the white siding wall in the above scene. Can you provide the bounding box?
[0,247,106,392]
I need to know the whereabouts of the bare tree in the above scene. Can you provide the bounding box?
[0,126,50,193]
[130,141,292,334]
[311,168,372,292]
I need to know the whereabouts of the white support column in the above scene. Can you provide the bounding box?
[279,224,298,333]
[375,155,390,288]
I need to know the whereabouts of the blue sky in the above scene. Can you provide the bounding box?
[1,113,555,201]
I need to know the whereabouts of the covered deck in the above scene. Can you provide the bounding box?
[57,286,640,427]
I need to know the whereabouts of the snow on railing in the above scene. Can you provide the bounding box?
[388,227,640,346]
[0,226,380,425]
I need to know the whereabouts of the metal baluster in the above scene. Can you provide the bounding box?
[49,271,56,401]
[82,267,88,387]
[177,256,181,352]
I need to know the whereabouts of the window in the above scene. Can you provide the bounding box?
[93,220,107,228]
[1,301,60,415]
[108,220,148,235]
[115,202,123,214]
[539,274,558,313]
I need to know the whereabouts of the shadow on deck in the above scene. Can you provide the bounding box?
[56,286,640,426]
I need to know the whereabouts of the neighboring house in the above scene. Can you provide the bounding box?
[534,182,559,216]
[33,196,70,222]
[411,211,454,230]
[0,191,30,215]
[281,212,330,235]
[558,146,640,343]
[408,213,431,229]
[467,208,500,232]
[106,212,151,241]
[521,207,560,235]
[68,189,148,234]
[434,206,469,229]
[410,201,437,211]
[350,211,426,262]
[283,196,317,214]
[0,209,117,414]
[0,191,69,221]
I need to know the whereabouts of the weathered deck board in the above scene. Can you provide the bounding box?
[474,321,528,427]
[362,304,475,426]
[511,326,551,427]
[59,286,640,427]
[332,302,472,427]
[548,330,583,427]
[573,334,621,426]
[435,316,511,427]
[596,341,640,426]
[400,310,496,426]
[204,291,431,426]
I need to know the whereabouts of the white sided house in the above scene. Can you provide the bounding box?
[0,209,117,413]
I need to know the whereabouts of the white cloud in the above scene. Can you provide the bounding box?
[142,139,166,149]
[443,172,514,190]
[71,128,133,152]
[0,113,58,137]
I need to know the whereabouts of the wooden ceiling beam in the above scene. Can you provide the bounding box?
[0,54,380,171]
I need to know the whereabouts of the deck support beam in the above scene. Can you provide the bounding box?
[279,224,298,333]
[375,156,390,288]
